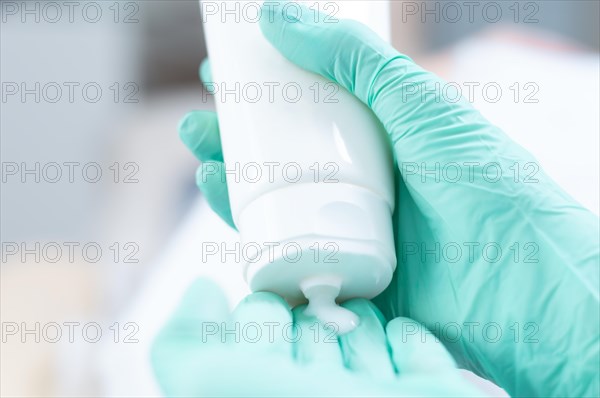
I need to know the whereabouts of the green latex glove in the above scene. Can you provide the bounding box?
[152,278,486,397]
[178,3,599,396]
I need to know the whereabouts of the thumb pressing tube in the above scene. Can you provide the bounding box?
[201,0,395,334]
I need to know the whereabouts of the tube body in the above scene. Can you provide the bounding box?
[202,1,396,312]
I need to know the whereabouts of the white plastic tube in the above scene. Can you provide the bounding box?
[201,0,395,333]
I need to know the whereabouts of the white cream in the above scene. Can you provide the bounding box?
[202,0,395,334]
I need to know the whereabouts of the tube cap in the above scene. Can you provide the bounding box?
[237,184,396,331]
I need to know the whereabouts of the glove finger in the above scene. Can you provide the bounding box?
[153,278,230,347]
[179,110,223,162]
[291,304,344,368]
[338,299,395,379]
[199,57,213,87]
[386,317,457,375]
[230,292,294,358]
[196,162,235,229]
[151,278,231,393]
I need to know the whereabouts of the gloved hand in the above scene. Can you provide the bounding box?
[152,278,486,397]
[178,3,599,396]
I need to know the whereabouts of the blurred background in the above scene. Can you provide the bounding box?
[1,0,598,396]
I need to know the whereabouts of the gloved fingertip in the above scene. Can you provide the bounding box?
[195,163,237,230]
[159,278,230,337]
[220,211,237,230]
[231,291,293,355]
[180,277,229,312]
[199,58,213,86]
[196,161,223,188]
[240,291,288,307]
[178,111,198,147]
[178,110,213,149]
[232,291,291,326]
[179,111,223,162]
[258,1,305,41]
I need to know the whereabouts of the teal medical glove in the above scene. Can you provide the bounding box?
[151,278,486,397]
[179,3,599,396]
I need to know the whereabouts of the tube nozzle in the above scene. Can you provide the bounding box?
[300,276,359,334]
